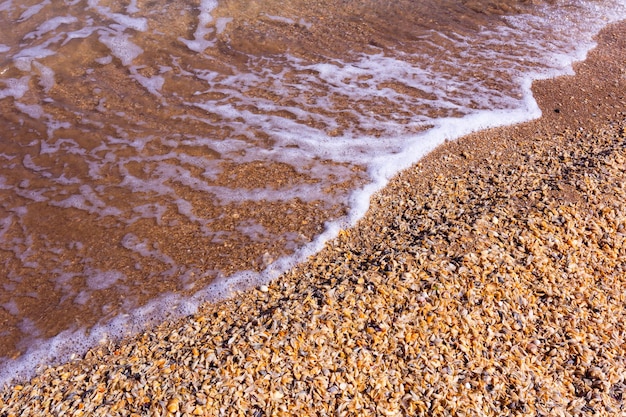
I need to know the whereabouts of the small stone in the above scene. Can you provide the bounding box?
[166,398,179,414]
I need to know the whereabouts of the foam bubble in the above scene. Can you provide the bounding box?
[74,291,91,305]
[121,233,176,267]
[108,13,148,32]
[45,119,71,139]
[126,0,139,14]
[32,61,55,92]
[0,1,13,13]
[62,26,97,44]
[0,215,13,240]
[298,18,312,29]
[2,300,20,316]
[24,15,78,39]
[179,0,218,52]
[95,55,112,65]
[97,30,143,66]
[40,138,83,156]
[22,154,47,174]
[86,269,125,290]
[215,17,233,35]
[49,185,123,217]
[87,0,148,31]
[129,203,168,225]
[17,318,41,340]
[15,102,44,119]
[17,0,50,22]
[236,220,270,242]
[13,45,56,71]
[263,13,296,25]
[130,67,164,96]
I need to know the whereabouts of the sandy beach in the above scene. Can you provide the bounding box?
[1,18,625,417]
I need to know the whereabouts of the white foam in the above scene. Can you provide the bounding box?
[97,30,143,66]
[2,300,20,316]
[109,13,147,32]
[15,102,44,119]
[215,17,233,35]
[87,0,148,31]
[126,0,139,14]
[298,18,312,29]
[179,0,218,52]
[32,61,55,92]
[45,119,71,139]
[73,291,91,305]
[95,55,112,65]
[24,15,78,39]
[85,269,125,290]
[130,203,168,225]
[40,138,84,155]
[22,154,47,174]
[15,187,48,202]
[0,1,13,13]
[49,185,123,217]
[129,67,164,96]
[121,233,176,267]
[62,26,97,44]
[17,318,41,340]
[17,0,50,22]
[13,45,56,71]
[263,14,296,25]
[0,215,13,240]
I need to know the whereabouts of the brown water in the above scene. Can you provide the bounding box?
[0,0,624,381]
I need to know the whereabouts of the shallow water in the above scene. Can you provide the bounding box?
[0,0,624,384]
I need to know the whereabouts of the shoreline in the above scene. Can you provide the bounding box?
[1,19,626,416]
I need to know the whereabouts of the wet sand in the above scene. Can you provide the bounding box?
[1,19,625,416]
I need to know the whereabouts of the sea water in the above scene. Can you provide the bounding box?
[0,0,624,385]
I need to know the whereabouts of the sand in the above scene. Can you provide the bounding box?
[1,19,625,417]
